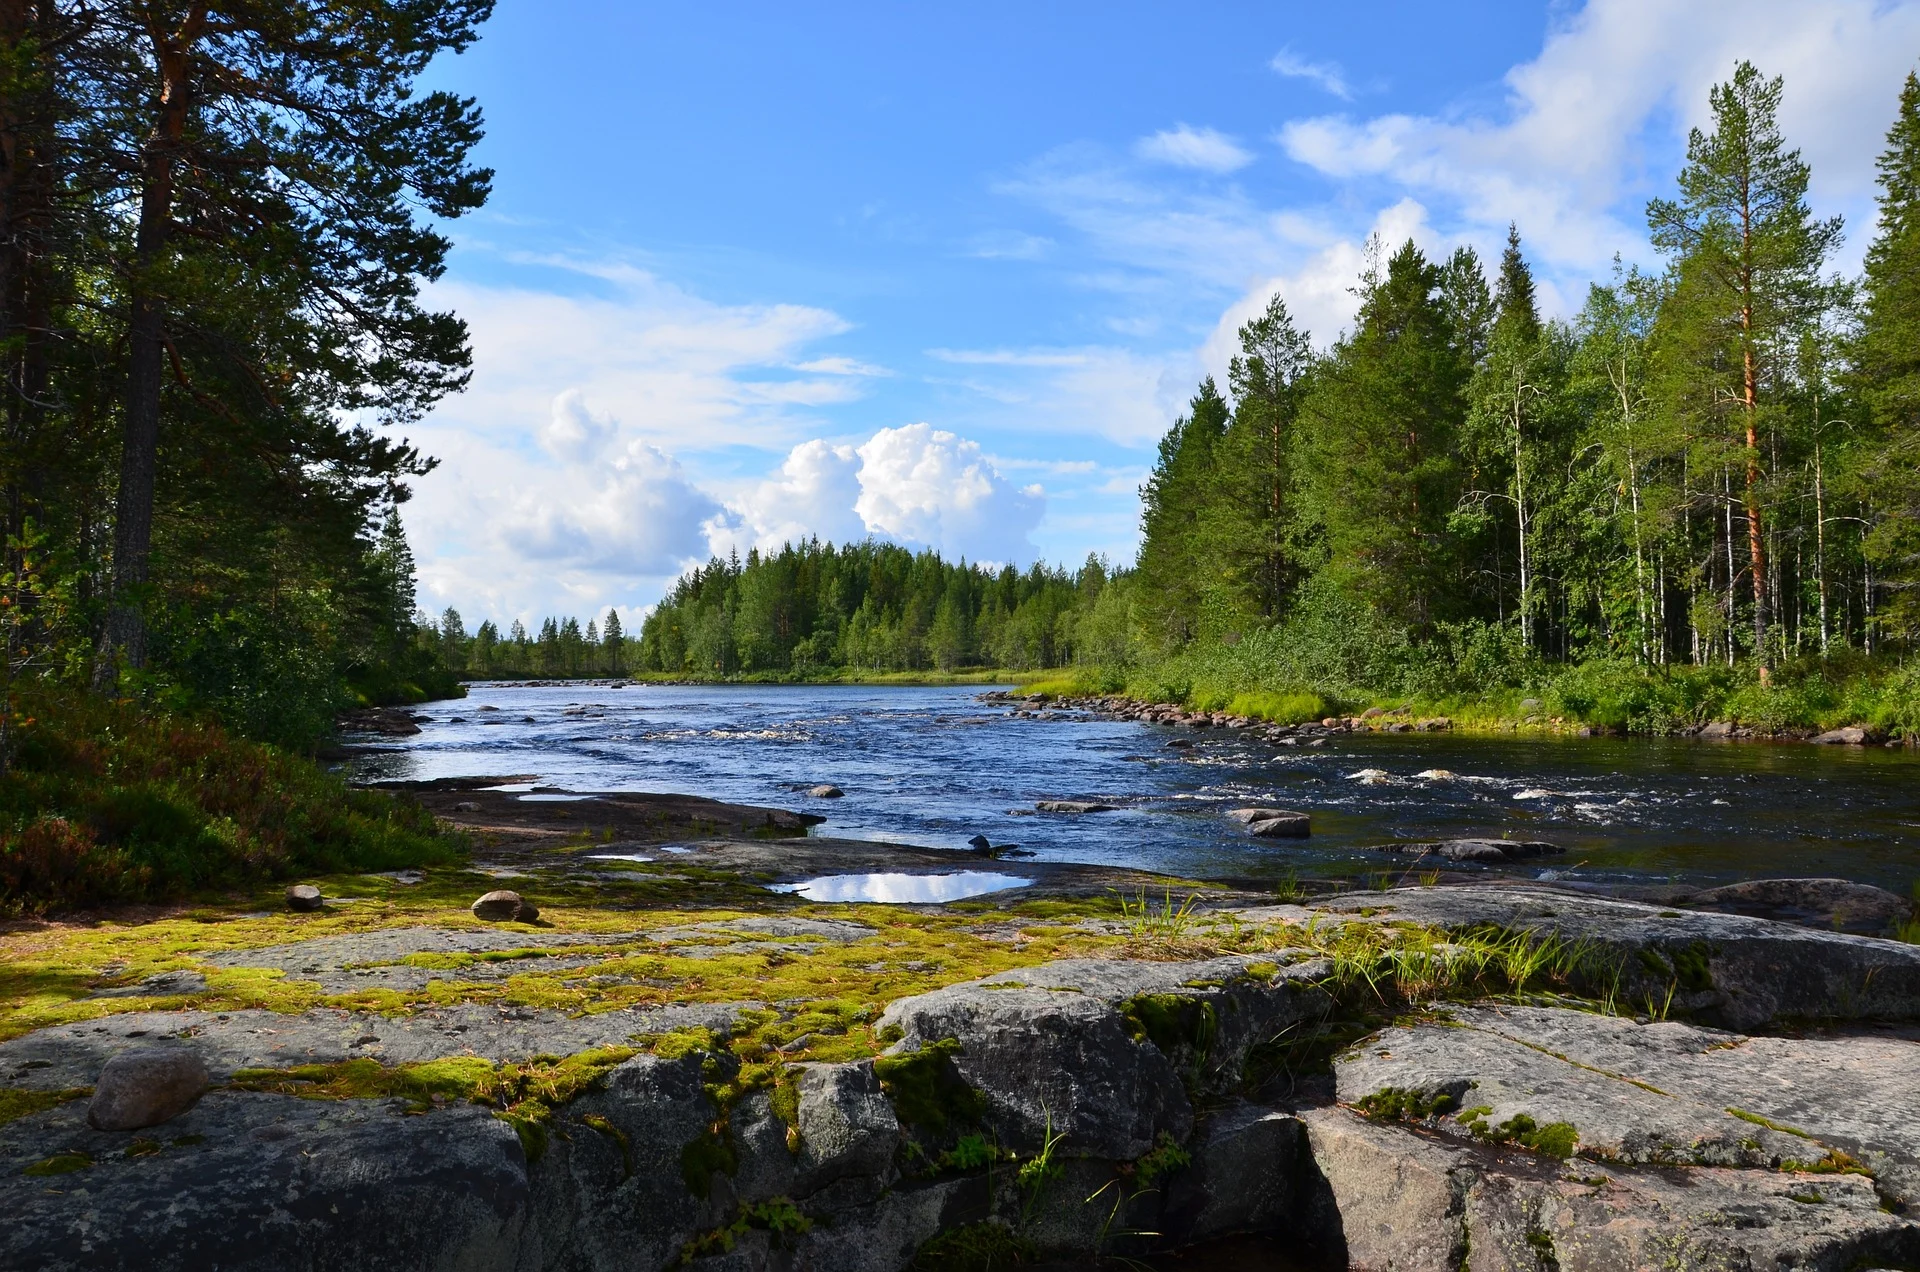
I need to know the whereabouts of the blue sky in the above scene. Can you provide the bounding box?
[404,0,1920,625]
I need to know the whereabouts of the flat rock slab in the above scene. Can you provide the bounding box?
[0,1090,531,1272]
[1035,800,1118,813]
[1306,884,1920,1030]
[1301,1104,1920,1272]
[0,1001,755,1090]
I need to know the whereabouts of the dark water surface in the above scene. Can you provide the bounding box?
[346,682,1920,891]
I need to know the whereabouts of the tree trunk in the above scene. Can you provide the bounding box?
[97,7,205,683]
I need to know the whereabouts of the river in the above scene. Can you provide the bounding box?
[343,682,1920,892]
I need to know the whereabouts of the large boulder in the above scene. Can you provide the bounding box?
[87,1046,209,1131]
[875,955,1330,1159]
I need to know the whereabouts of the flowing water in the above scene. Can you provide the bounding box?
[345,682,1920,892]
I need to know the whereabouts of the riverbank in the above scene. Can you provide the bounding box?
[1015,657,1920,745]
[6,779,1920,1269]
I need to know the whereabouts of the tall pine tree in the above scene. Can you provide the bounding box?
[1648,61,1842,677]
[1854,70,1920,640]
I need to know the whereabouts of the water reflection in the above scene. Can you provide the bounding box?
[769,871,1032,903]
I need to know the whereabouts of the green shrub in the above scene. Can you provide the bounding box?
[0,688,461,914]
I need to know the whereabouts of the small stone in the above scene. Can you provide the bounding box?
[88,1047,209,1131]
[806,784,845,798]
[285,884,324,912]
[471,889,535,922]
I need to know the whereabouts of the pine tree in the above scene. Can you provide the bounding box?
[1648,61,1842,676]
[1854,70,1920,640]
[1136,378,1229,645]
[602,608,625,674]
[1295,239,1469,628]
[1211,293,1315,621]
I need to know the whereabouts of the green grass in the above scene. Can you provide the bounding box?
[0,688,463,915]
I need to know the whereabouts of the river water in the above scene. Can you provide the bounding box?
[344,682,1920,892]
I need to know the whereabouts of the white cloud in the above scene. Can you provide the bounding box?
[710,438,867,554]
[1135,125,1255,173]
[853,424,1045,561]
[1276,0,1920,280]
[704,425,1048,565]
[1270,48,1353,100]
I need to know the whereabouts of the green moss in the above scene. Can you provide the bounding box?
[1456,1109,1579,1160]
[680,1126,739,1198]
[1671,942,1714,992]
[0,1086,90,1125]
[1131,1131,1191,1189]
[23,1151,92,1176]
[873,1038,984,1137]
[910,1221,1038,1271]
[1120,993,1216,1058]
[1356,1086,1459,1122]
[1727,1107,1813,1138]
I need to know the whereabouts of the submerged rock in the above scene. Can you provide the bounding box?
[1035,800,1117,813]
[806,784,845,798]
[87,1047,209,1131]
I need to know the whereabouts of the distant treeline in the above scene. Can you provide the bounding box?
[431,540,1122,677]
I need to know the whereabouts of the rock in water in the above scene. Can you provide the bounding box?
[1812,725,1880,745]
[284,884,324,912]
[1226,808,1311,838]
[87,1047,209,1131]
[1035,800,1117,813]
[1380,838,1564,862]
[471,890,537,922]
[806,784,845,798]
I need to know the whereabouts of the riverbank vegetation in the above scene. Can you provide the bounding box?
[0,687,458,916]
[462,63,1920,737]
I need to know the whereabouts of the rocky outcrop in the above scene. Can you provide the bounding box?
[1301,883,1920,1030]
[1314,1002,1920,1269]
[11,897,1920,1270]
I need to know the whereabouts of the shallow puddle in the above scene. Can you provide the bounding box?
[768,870,1032,903]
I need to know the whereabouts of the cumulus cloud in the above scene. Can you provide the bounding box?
[711,438,867,554]
[854,424,1044,561]
[1269,48,1353,99]
[1135,125,1255,173]
[709,425,1047,563]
